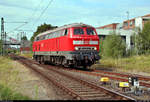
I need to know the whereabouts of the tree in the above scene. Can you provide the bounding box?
[102,32,126,58]
[30,23,57,42]
[136,21,150,54]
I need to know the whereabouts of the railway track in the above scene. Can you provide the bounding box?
[10,55,135,100]
[30,57,149,88]
[59,67,150,88]
[93,70,150,82]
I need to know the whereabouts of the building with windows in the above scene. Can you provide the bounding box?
[96,14,150,49]
[123,14,150,30]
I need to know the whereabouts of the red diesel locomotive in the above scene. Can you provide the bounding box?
[33,23,100,68]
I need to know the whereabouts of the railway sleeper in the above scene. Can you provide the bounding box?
[80,93,106,97]
[69,87,95,89]
[86,96,112,100]
[77,92,104,95]
[74,90,95,92]
[68,86,88,88]
[73,89,96,92]
[67,84,81,86]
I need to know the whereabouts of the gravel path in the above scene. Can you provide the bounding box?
[11,61,70,100]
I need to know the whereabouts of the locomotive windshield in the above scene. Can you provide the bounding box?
[86,28,96,35]
[74,28,84,35]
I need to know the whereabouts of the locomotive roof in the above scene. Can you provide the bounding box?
[36,23,94,37]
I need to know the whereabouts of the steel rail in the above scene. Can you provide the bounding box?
[73,69,150,88]
[94,70,150,82]
[10,55,136,100]
[47,67,136,100]
[14,56,84,100]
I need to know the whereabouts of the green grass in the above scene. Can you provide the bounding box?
[0,84,30,100]
[19,53,33,58]
[99,54,150,73]
[0,56,31,100]
[0,57,18,85]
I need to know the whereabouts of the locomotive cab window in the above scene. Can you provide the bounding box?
[86,28,96,35]
[74,28,84,35]
[36,37,39,41]
[64,29,68,36]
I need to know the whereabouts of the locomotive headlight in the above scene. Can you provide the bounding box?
[94,47,97,50]
[75,47,79,50]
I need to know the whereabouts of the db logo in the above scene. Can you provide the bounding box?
[84,41,89,44]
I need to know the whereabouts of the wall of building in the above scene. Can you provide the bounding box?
[96,29,135,49]
[135,17,143,30]
[96,14,150,50]
[123,19,135,30]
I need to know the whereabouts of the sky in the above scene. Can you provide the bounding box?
[0,0,150,40]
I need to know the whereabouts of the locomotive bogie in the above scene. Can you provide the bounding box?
[33,50,100,67]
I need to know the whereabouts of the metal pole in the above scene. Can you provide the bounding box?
[126,11,129,20]
[4,32,6,55]
[1,17,4,56]
[17,33,20,54]
[21,32,22,41]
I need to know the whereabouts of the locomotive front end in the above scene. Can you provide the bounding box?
[73,48,100,67]
[71,26,100,68]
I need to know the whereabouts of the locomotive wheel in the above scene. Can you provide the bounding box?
[37,56,41,64]
[38,57,41,64]
[41,57,45,64]
[34,56,38,61]
[55,57,60,65]
[35,57,38,62]
[38,60,41,64]
[62,58,69,68]
[73,62,78,68]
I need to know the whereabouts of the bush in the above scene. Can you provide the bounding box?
[102,32,126,58]
[126,48,137,57]
[136,21,150,54]
[0,84,30,100]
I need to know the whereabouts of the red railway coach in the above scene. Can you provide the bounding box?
[33,23,100,68]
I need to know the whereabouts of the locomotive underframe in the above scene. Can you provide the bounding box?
[33,50,100,68]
